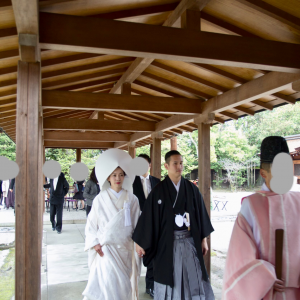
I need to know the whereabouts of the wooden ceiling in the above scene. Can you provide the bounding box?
[0,0,300,149]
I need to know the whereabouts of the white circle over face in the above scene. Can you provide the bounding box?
[70,162,89,181]
[270,153,293,195]
[0,156,19,180]
[43,160,61,179]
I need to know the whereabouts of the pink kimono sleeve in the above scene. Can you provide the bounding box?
[222,213,277,300]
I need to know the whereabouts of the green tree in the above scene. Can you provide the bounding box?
[0,133,16,161]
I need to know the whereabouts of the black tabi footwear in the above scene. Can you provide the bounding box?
[56,230,62,234]
[146,289,154,298]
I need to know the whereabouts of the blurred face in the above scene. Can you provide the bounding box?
[164,155,184,178]
[107,167,125,190]
[142,161,151,177]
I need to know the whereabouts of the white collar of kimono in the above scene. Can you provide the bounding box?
[140,174,150,181]
[109,188,124,199]
[261,182,270,192]
[172,178,181,193]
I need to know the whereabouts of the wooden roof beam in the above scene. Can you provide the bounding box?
[44,141,114,149]
[115,72,300,148]
[272,93,296,105]
[235,106,255,116]
[0,104,16,113]
[219,111,239,120]
[42,90,202,115]
[292,80,300,92]
[251,100,273,111]
[151,61,227,93]
[39,12,300,73]
[54,75,122,92]
[141,72,210,99]
[236,0,300,32]
[201,72,300,114]
[43,118,156,132]
[0,111,16,119]
[11,0,39,62]
[0,99,16,107]
[44,131,130,142]
[107,0,211,95]
[90,2,179,20]
[134,80,185,98]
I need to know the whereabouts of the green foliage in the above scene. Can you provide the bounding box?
[235,102,300,148]
[0,133,16,161]
[2,102,299,191]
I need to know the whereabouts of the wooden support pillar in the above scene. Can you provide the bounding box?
[38,111,43,277]
[15,61,41,299]
[152,131,163,180]
[128,142,136,158]
[195,114,215,279]
[170,136,177,150]
[76,148,81,162]
[150,143,153,176]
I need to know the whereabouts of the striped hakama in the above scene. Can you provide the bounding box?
[154,230,215,300]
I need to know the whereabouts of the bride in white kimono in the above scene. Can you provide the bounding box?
[82,149,148,300]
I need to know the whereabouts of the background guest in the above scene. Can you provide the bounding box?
[83,167,100,216]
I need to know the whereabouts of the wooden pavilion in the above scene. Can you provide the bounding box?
[0,0,300,298]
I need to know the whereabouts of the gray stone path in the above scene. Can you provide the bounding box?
[42,224,221,300]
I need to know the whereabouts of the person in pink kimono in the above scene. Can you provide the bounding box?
[222,136,300,300]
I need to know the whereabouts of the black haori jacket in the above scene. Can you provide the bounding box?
[132,176,214,287]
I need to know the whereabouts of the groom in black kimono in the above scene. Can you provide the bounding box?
[133,154,160,297]
[133,150,215,299]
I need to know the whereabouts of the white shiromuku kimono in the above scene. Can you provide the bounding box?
[82,188,141,300]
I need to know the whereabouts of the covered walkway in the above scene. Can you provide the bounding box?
[0,0,299,298]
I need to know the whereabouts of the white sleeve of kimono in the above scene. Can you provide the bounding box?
[240,198,262,255]
[131,195,141,227]
[84,197,100,251]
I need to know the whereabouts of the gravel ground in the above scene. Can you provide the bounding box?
[211,250,227,290]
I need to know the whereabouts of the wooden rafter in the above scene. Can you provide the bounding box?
[39,12,300,73]
[151,61,227,93]
[219,111,239,120]
[201,72,300,114]
[141,71,210,99]
[236,0,300,32]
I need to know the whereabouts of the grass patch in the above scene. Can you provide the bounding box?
[0,248,15,300]
[211,250,217,257]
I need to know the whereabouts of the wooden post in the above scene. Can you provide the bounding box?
[38,112,43,276]
[152,132,163,180]
[170,136,177,150]
[197,121,212,277]
[76,148,81,162]
[15,61,41,300]
[128,142,136,158]
[150,143,153,176]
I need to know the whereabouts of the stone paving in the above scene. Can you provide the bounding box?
[41,224,222,300]
[1,190,254,300]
